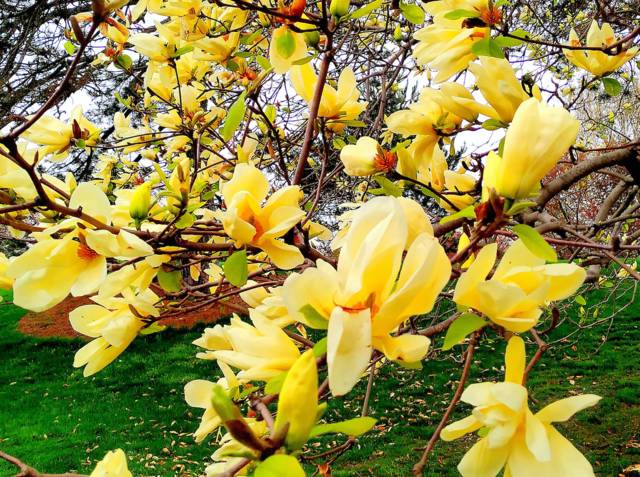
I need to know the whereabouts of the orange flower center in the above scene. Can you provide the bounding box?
[480,7,502,26]
[77,243,99,261]
[374,151,397,173]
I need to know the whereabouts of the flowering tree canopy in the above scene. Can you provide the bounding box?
[1,0,639,475]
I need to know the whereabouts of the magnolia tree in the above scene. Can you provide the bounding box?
[1,0,639,475]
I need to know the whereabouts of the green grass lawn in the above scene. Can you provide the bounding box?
[0,286,639,476]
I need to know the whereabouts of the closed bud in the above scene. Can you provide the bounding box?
[129,182,151,222]
[274,350,318,450]
[329,0,350,18]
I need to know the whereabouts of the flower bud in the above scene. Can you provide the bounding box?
[129,182,151,222]
[274,350,318,450]
[329,0,350,18]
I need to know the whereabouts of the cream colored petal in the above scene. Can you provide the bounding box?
[457,436,509,477]
[184,379,215,409]
[525,409,551,462]
[373,333,430,363]
[259,239,304,270]
[535,394,601,423]
[71,256,107,297]
[69,182,112,224]
[327,307,372,396]
[504,335,525,385]
[441,414,482,441]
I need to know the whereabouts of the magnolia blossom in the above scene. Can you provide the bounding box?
[442,336,600,477]
[564,21,639,77]
[240,281,293,327]
[194,311,301,381]
[270,26,308,74]
[290,62,367,131]
[340,137,397,177]
[281,197,450,395]
[217,163,306,270]
[71,289,159,376]
[454,240,586,332]
[468,57,541,123]
[482,98,580,200]
[90,449,132,477]
[184,362,239,443]
[7,183,153,312]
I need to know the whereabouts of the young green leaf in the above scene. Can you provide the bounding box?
[349,0,382,19]
[221,91,247,142]
[512,224,558,262]
[224,250,249,287]
[442,313,486,350]
[255,455,306,477]
[444,9,480,20]
[310,416,377,438]
[471,38,505,59]
[399,1,425,25]
[602,77,622,97]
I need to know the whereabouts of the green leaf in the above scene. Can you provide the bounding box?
[439,205,476,224]
[221,92,247,142]
[115,54,133,70]
[505,200,537,216]
[602,77,622,97]
[512,224,558,262]
[275,28,296,58]
[171,45,194,57]
[139,322,167,335]
[482,119,508,131]
[255,455,305,477]
[373,176,403,197]
[442,313,486,350]
[292,55,313,65]
[310,417,377,438]
[471,38,505,59]
[349,0,382,19]
[299,304,329,329]
[265,371,288,395]
[399,1,425,25]
[313,337,328,357]
[494,0,511,6]
[444,9,480,20]
[575,295,587,306]
[157,268,182,292]
[508,28,531,40]
[175,212,195,229]
[256,55,272,71]
[224,250,248,287]
[493,35,524,48]
[63,41,76,55]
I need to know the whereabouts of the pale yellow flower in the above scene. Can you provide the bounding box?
[217,163,305,270]
[90,449,132,477]
[0,253,13,290]
[240,281,293,327]
[0,143,38,200]
[469,57,541,123]
[281,197,450,395]
[290,63,367,131]
[7,183,153,312]
[205,419,268,476]
[454,240,586,332]
[564,21,639,77]
[71,289,159,376]
[194,311,301,381]
[442,168,477,211]
[184,362,239,443]
[340,137,397,177]
[21,107,100,161]
[442,336,600,477]
[270,26,308,74]
[482,98,580,200]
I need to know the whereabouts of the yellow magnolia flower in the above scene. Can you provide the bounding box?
[205,419,268,476]
[194,8,248,63]
[113,112,155,153]
[482,98,580,200]
[469,57,541,123]
[155,84,225,132]
[21,107,101,161]
[454,240,586,332]
[442,336,601,477]
[0,143,38,200]
[290,63,367,131]
[340,137,397,177]
[90,449,132,477]
[0,253,13,291]
[97,254,170,299]
[281,197,450,395]
[217,164,305,270]
[194,311,301,381]
[129,29,176,62]
[240,281,293,327]
[441,168,477,211]
[184,362,239,443]
[270,26,308,74]
[71,289,159,376]
[7,183,153,312]
[413,16,489,83]
[564,21,639,77]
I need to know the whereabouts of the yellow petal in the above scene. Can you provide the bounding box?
[327,307,372,396]
[535,394,601,423]
[504,336,526,384]
[457,436,509,477]
[441,415,482,441]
